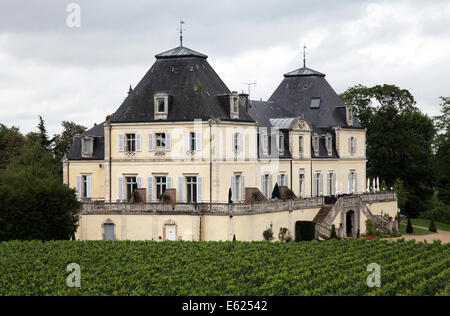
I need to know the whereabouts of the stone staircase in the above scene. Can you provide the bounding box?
[313,205,333,224]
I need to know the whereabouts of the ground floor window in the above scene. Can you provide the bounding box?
[186,176,197,203]
[126,176,137,202]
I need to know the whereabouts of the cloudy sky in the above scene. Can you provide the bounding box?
[0,0,449,136]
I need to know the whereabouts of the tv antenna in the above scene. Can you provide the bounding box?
[241,82,256,96]
[303,44,307,68]
[179,18,185,46]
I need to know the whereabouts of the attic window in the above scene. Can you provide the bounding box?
[325,134,332,156]
[311,98,321,108]
[81,136,94,158]
[312,134,320,156]
[154,93,169,120]
[230,92,239,119]
[346,105,353,126]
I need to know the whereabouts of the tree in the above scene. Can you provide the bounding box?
[0,124,25,176]
[433,97,450,205]
[429,218,437,233]
[0,144,80,241]
[329,225,337,239]
[263,227,274,241]
[228,188,233,204]
[406,218,414,234]
[37,115,53,151]
[340,84,436,218]
[271,183,281,200]
[393,178,408,214]
[52,121,87,164]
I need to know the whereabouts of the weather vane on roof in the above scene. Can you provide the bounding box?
[303,44,307,68]
[179,19,185,46]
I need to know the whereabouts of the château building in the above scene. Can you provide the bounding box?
[64,43,397,242]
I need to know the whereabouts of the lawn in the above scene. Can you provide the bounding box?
[402,219,450,232]
[0,240,449,296]
[399,224,434,235]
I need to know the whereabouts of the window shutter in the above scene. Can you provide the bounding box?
[333,173,337,196]
[167,176,172,189]
[231,176,236,201]
[269,175,273,198]
[285,174,289,187]
[119,135,125,152]
[165,133,171,150]
[148,134,154,151]
[277,174,281,186]
[327,173,331,196]
[147,177,153,202]
[195,132,202,151]
[178,177,184,202]
[313,174,317,197]
[348,138,352,153]
[261,175,266,197]
[87,175,92,198]
[184,133,190,151]
[232,133,237,151]
[348,172,352,194]
[240,133,244,151]
[241,176,245,201]
[320,173,324,196]
[354,138,358,153]
[137,177,142,189]
[76,176,81,198]
[136,134,142,152]
[118,177,124,201]
[197,177,203,203]
[354,172,358,194]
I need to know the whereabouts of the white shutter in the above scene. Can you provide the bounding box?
[320,173,324,196]
[277,175,281,186]
[167,176,172,189]
[165,133,171,151]
[231,176,236,201]
[333,173,337,196]
[240,133,244,151]
[232,133,237,151]
[241,176,245,201]
[327,173,331,196]
[348,138,352,153]
[354,172,358,194]
[119,135,125,152]
[197,177,203,203]
[285,174,289,187]
[195,132,202,151]
[87,175,92,198]
[261,175,266,198]
[178,177,184,202]
[348,172,352,194]
[147,177,153,202]
[137,177,142,189]
[76,176,81,198]
[313,174,317,197]
[148,134,154,151]
[354,138,358,153]
[136,134,142,152]
[184,133,190,151]
[118,177,124,201]
[269,175,273,198]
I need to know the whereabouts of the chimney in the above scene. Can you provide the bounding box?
[239,92,250,111]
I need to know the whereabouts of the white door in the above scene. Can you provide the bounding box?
[165,225,176,241]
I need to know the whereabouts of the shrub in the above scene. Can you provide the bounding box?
[429,219,437,232]
[263,228,274,241]
[366,219,376,235]
[406,218,414,234]
[329,225,337,239]
[271,183,281,200]
[278,227,289,242]
[132,190,143,203]
[228,188,233,204]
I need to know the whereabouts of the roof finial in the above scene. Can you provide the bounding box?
[179,18,185,47]
[303,44,307,68]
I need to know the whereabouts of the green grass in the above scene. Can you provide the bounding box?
[399,224,435,235]
[401,219,450,232]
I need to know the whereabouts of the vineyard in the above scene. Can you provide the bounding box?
[0,239,449,296]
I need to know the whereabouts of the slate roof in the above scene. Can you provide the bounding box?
[247,100,293,128]
[67,123,105,160]
[268,67,362,129]
[110,46,254,123]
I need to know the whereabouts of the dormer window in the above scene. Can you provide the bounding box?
[325,134,332,156]
[346,105,353,126]
[311,97,321,108]
[154,92,169,120]
[312,134,319,156]
[81,136,94,157]
[230,92,239,119]
[278,133,284,155]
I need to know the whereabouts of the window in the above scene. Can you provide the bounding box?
[230,94,239,119]
[156,98,165,113]
[103,223,115,241]
[279,133,284,154]
[326,134,332,156]
[346,106,353,126]
[186,176,197,203]
[263,134,269,154]
[312,134,319,155]
[299,136,303,155]
[314,172,323,197]
[348,170,357,194]
[190,132,196,151]
[264,174,270,198]
[233,133,240,151]
[349,137,357,153]
[233,98,238,113]
[311,97,321,108]
[280,174,286,186]
[82,175,88,198]
[299,173,305,198]
[126,176,137,202]
[328,172,336,196]
[156,133,166,149]
[156,176,167,201]
[126,134,136,152]
[234,175,240,201]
